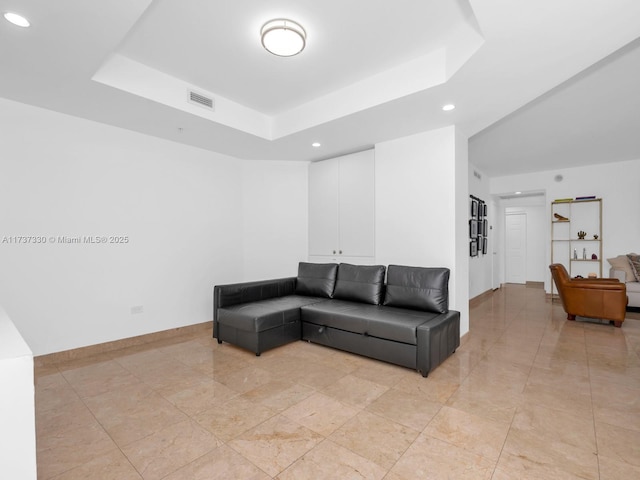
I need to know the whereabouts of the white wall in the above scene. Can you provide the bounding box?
[0,305,36,479]
[241,160,309,280]
[0,98,308,355]
[468,163,492,298]
[491,159,640,291]
[375,126,469,336]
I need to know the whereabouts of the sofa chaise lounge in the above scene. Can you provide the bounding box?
[213,262,460,377]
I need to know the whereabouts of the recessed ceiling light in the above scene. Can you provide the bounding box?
[311,142,321,148]
[261,19,306,57]
[4,12,30,27]
[442,104,455,111]
[515,191,522,195]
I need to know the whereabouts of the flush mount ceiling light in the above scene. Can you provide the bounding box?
[4,12,30,27]
[442,104,456,111]
[261,19,306,57]
[311,142,321,148]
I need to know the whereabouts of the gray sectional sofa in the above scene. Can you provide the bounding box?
[213,262,460,377]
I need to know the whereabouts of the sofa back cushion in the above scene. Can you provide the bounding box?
[383,265,450,313]
[295,262,338,298]
[333,263,386,305]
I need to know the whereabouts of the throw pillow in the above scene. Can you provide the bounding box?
[384,265,450,313]
[607,255,636,282]
[627,253,640,282]
[332,263,386,305]
[295,262,338,298]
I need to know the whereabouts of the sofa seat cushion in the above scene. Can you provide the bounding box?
[301,300,441,345]
[218,295,325,333]
[626,281,640,292]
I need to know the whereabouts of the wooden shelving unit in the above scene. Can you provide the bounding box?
[551,198,603,296]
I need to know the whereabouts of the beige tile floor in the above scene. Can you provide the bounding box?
[35,284,640,479]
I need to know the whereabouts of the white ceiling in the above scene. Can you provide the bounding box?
[1,0,640,174]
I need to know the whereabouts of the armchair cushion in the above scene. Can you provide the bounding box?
[627,253,640,282]
[607,255,636,282]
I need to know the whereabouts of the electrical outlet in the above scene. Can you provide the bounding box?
[130,305,144,315]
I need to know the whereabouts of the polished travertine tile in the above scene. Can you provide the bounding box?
[37,423,118,479]
[329,410,419,469]
[423,405,510,462]
[240,379,315,412]
[281,392,359,436]
[277,439,386,480]
[365,387,442,430]
[49,449,142,480]
[163,445,270,480]
[193,395,276,442]
[388,434,495,480]
[82,382,187,446]
[595,421,640,469]
[228,414,323,477]
[121,419,222,479]
[165,378,238,416]
[34,284,640,479]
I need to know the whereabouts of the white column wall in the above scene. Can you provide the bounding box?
[0,306,36,479]
[375,126,469,336]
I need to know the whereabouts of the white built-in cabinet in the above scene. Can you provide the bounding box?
[308,149,375,264]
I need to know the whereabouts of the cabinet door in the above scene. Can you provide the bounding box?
[308,159,339,256]
[338,150,375,257]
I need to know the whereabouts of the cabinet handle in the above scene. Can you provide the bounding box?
[339,250,343,254]
[333,250,336,254]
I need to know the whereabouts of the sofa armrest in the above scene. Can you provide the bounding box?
[213,277,296,338]
[610,268,628,283]
[416,310,460,377]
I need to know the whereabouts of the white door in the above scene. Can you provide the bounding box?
[491,200,500,289]
[505,213,526,284]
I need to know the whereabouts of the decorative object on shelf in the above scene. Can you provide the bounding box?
[588,272,597,278]
[583,248,586,260]
[554,198,572,202]
[574,248,578,260]
[593,234,599,240]
[554,213,569,221]
[575,195,596,201]
[577,230,586,239]
[592,253,598,260]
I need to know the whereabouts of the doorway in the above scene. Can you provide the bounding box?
[505,213,527,284]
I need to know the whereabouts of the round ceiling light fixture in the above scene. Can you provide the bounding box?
[442,104,456,111]
[261,19,306,57]
[4,12,30,27]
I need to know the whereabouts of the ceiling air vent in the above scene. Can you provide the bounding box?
[187,90,214,110]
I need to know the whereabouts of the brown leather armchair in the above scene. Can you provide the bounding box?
[549,264,627,327]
